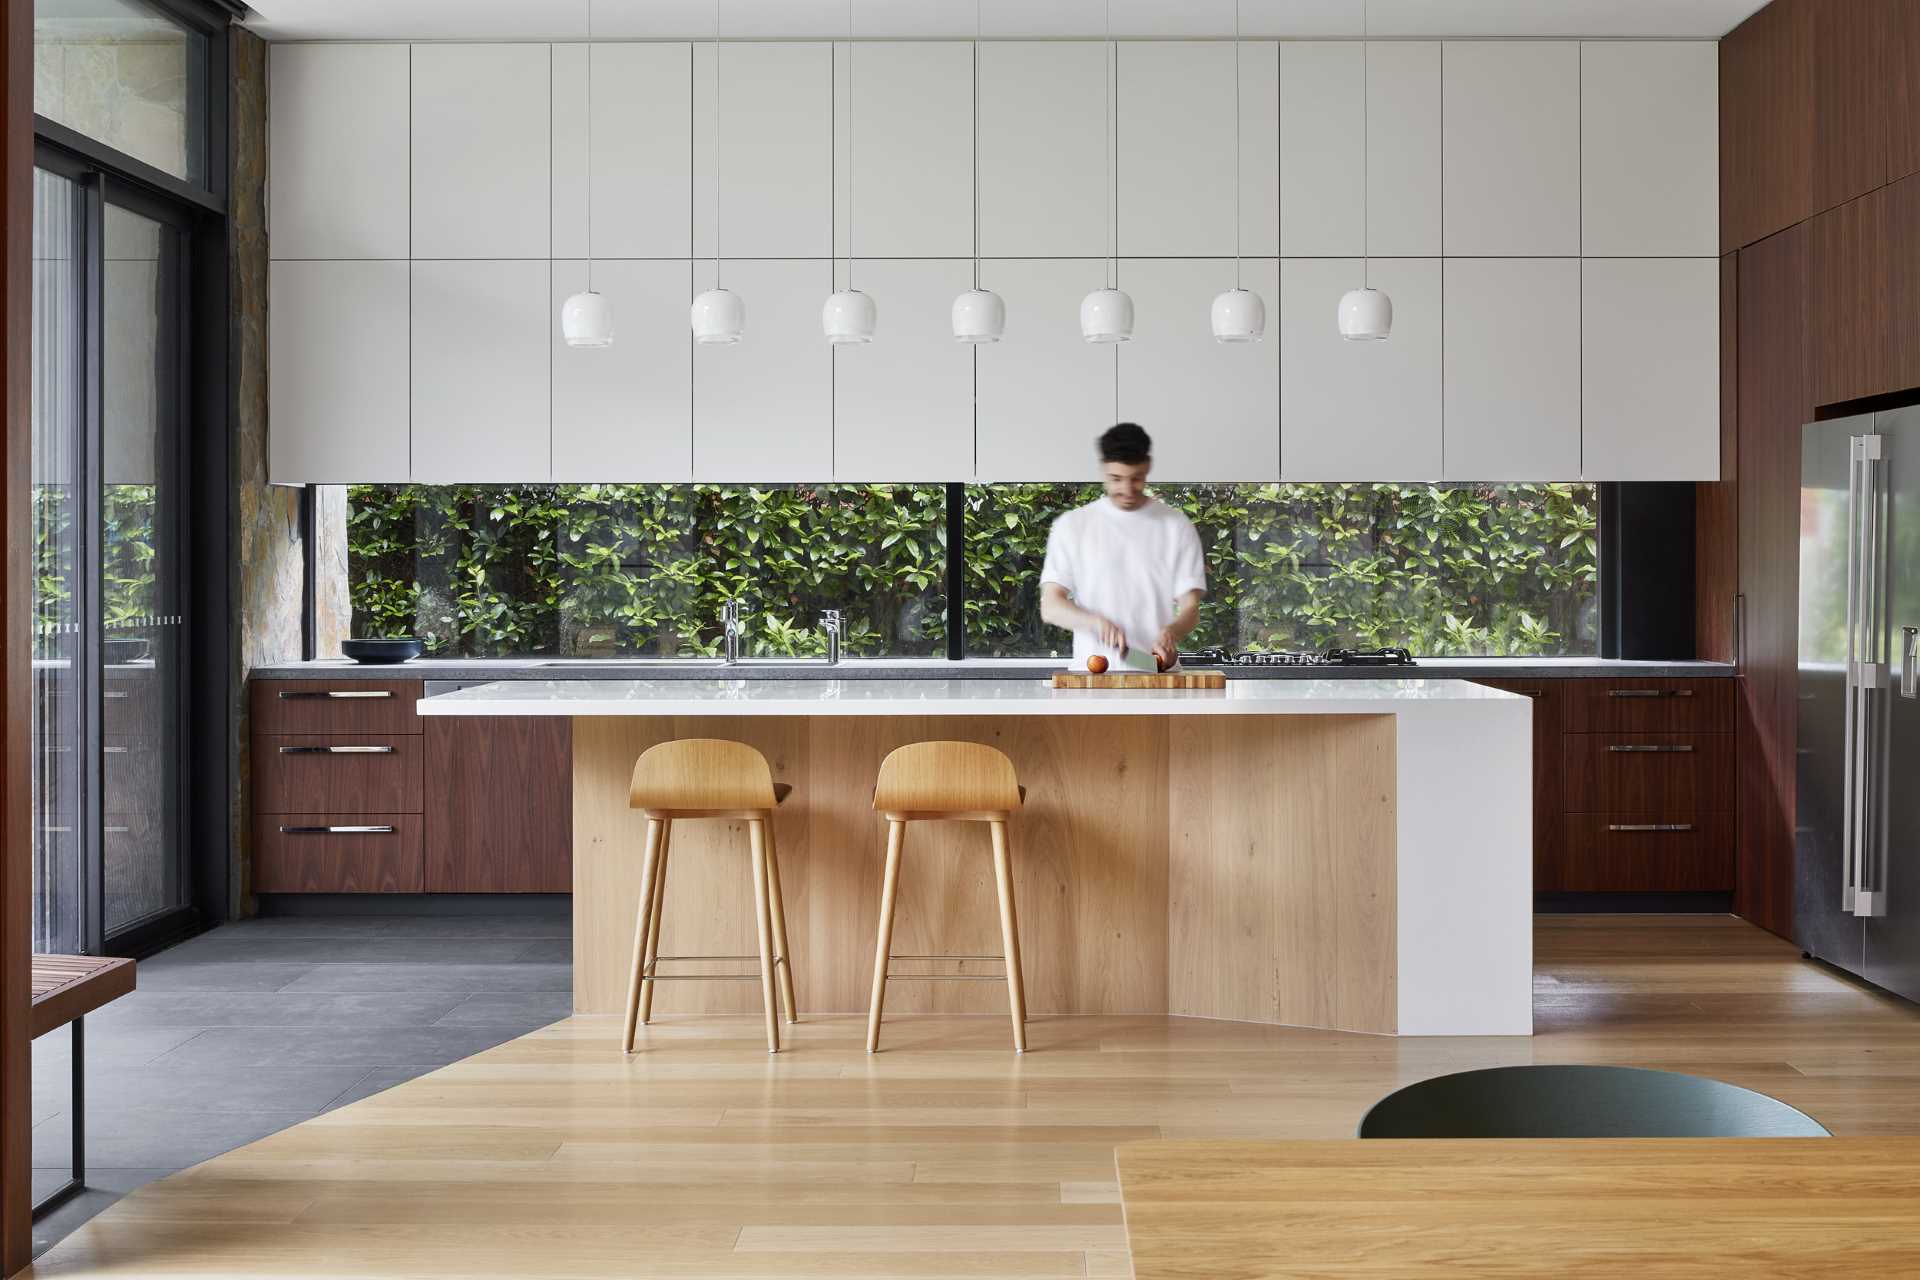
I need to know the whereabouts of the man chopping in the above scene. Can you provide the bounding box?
[1039,423,1207,672]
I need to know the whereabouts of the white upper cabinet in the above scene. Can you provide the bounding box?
[552,43,692,259]
[411,44,552,259]
[1581,259,1720,481]
[1281,42,1439,258]
[695,42,832,260]
[1442,42,1580,256]
[1580,42,1718,257]
[832,260,975,482]
[1280,42,1362,257]
[1120,42,1277,258]
[978,42,1108,258]
[1117,258,1279,482]
[269,44,409,260]
[976,258,1115,481]
[551,260,693,481]
[1443,258,1582,480]
[692,259,832,481]
[835,42,973,260]
[1367,42,1442,258]
[1280,258,1442,482]
[410,260,553,483]
[269,260,411,484]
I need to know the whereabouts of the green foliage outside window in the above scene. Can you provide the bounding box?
[32,484,159,657]
[347,482,1597,659]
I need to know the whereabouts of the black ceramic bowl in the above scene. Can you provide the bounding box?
[341,637,424,665]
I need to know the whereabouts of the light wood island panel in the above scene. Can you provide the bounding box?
[573,713,1397,1032]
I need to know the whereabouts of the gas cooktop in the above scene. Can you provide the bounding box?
[1179,646,1418,668]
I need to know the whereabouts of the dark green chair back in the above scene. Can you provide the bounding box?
[1358,1065,1831,1139]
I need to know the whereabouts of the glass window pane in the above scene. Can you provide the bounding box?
[345,485,949,659]
[966,483,1600,659]
[32,166,85,955]
[103,201,186,934]
[35,0,206,185]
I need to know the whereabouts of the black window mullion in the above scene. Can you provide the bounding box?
[945,482,965,661]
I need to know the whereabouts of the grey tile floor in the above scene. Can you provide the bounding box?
[30,912,571,1258]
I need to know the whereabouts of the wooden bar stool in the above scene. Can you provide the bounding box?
[866,741,1029,1054]
[623,739,797,1054]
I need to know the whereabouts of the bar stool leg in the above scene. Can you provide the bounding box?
[747,818,781,1054]
[639,819,672,1026]
[763,819,798,1024]
[866,819,906,1054]
[990,820,1028,1053]
[623,817,666,1053]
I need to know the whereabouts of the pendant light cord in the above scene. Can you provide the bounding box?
[584,0,593,292]
[713,0,722,290]
[847,0,854,292]
[973,0,981,291]
[1232,0,1241,290]
[1361,0,1369,290]
[1105,0,1115,291]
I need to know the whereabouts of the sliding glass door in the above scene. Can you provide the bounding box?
[31,158,192,954]
[31,167,85,954]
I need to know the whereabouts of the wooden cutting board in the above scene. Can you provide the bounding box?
[1051,671,1226,689]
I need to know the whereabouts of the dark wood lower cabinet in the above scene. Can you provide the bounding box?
[1476,676,1735,897]
[1561,812,1736,893]
[423,715,573,893]
[253,815,424,893]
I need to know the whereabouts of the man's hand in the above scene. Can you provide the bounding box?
[1094,615,1129,654]
[1152,629,1180,670]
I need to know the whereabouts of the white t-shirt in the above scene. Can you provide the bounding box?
[1039,497,1207,669]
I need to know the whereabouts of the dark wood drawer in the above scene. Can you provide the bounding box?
[423,716,572,893]
[250,680,421,735]
[1564,733,1734,812]
[254,734,424,814]
[1563,678,1734,733]
[1562,812,1734,892]
[253,813,423,893]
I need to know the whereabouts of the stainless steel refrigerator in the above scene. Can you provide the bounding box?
[1798,409,1920,1001]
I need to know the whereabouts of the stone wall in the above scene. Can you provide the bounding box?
[229,27,302,916]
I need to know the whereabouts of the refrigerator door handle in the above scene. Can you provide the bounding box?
[1903,626,1919,700]
[1854,435,1889,918]
[1843,439,1863,913]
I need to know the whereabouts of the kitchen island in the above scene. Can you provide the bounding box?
[417,678,1532,1036]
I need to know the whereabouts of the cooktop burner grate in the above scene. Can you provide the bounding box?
[1179,647,1418,668]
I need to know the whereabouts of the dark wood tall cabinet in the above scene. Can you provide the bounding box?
[1710,0,1920,941]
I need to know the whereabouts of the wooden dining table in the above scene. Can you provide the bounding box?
[1116,1137,1920,1278]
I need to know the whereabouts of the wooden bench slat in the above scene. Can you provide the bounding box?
[30,955,135,1039]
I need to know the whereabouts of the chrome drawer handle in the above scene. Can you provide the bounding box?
[1607,823,1697,833]
[277,824,396,835]
[104,691,129,700]
[1606,745,1695,753]
[277,690,394,700]
[1607,689,1694,699]
[276,745,396,755]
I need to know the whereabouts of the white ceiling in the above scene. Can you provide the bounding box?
[244,0,1770,43]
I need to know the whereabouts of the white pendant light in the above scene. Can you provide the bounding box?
[561,0,613,348]
[954,0,1003,342]
[1211,0,1264,344]
[1338,0,1391,341]
[691,0,743,345]
[824,0,875,344]
[1082,0,1132,344]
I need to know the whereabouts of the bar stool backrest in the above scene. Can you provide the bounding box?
[630,738,777,812]
[874,741,1022,818]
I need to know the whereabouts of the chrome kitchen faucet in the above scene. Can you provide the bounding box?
[722,599,746,665]
[821,609,842,666]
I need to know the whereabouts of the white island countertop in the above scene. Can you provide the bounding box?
[414,676,1526,717]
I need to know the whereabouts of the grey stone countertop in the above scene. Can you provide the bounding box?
[252,656,1736,681]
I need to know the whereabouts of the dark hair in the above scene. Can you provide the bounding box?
[1098,422,1152,465]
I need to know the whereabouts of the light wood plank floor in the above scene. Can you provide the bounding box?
[26,916,1920,1278]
